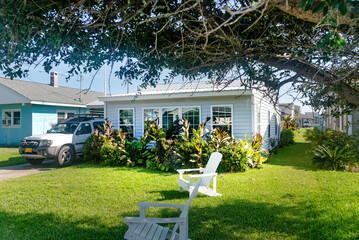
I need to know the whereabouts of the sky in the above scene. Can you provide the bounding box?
[1,63,313,113]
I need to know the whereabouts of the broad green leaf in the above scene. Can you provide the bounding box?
[313,2,325,13]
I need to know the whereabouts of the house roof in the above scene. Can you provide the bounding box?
[0,77,103,107]
[100,80,251,102]
[296,112,313,119]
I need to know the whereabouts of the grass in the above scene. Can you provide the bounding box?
[0,133,359,239]
[0,148,26,167]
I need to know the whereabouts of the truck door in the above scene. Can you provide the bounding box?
[73,122,92,154]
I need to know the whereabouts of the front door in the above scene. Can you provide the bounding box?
[73,122,92,154]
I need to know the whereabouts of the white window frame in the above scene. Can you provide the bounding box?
[2,109,21,128]
[56,110,76,123]
[161,106,181,131]
[181,106,201,130]
[142,107,161,134]
[141,106,202,133]
[118,108,135,137]
[268,111,271,138]
[211,105,234,137]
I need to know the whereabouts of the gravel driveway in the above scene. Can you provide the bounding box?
[0,160,58,181]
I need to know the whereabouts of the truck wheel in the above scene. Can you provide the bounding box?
[26,158,44,166]
[55,146,75,167]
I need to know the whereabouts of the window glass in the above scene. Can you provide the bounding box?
[268,111,271,138]
[144,108,159,125]
[162,108,179,130]
[13,111,20,125]
[212,106,232,134]
[4,111,11,119]
[119,109,134,136]
[77,123,92,135]
[57,112,66,123]
[93,121,105,131]
[182,107,200,130]
[67,112,75,118]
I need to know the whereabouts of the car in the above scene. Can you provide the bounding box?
[19,116,104,167]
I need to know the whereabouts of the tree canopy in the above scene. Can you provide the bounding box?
[0,0,358,114]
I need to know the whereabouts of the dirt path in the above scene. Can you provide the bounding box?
[0,160,58,181]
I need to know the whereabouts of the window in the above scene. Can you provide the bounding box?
[143,108,160,129]
[212,105,232,135]
[76,123,92,135]
[119,109,134,137]
[268,111,271,138]
[2,109,21,128]
[182,107,200,131]
[57,111,76,123]
[162,108,179,130]
[93,121,105,131]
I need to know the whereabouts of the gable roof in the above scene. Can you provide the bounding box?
[0,77,103,107]
[100,80,251,102]
[137,80,246,95]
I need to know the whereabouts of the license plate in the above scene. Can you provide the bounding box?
[25,148,32,153]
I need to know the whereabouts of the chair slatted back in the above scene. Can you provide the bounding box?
[201,152,222,187]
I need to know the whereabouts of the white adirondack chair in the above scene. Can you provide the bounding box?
[177,152,222,197]
[123,178,203,240]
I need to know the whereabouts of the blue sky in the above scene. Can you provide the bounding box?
[1,63,312,112]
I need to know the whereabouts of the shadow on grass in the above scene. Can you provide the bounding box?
[1,197,358,239]
[0,211,127,239]
[188,198,358,240]
[0,156,27,168]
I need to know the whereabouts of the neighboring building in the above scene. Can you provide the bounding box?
[295,113,313,128]
[0,72,103,146]
[305,112,323,128]
[279,103,301,119]
[99,81,280,149]
[324,109,359,135]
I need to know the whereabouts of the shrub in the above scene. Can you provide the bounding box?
[312,144,356,170]
[304,127,356,150]
[304,127,359,169]
[83,120,269,173]
[280,129,294,146]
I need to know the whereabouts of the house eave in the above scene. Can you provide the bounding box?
[30,101,87,108]
[99,89,253,102]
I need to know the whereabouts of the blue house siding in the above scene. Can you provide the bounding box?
[31,105,87,135]
[0,104,32,146]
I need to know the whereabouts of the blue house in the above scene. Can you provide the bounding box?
[0,72,103,146]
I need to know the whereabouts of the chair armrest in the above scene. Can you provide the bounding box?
[177,168,203,173]
[188,173,217,179]
[123,216,186,224]
[137,202,185,210]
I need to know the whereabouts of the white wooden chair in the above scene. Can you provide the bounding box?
[177,152,222,197]
[123,178,203,240]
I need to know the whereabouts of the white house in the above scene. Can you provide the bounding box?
[99,81,280,148]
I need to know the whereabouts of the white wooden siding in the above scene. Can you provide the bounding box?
[105,96,253,140]
[253,92,280,149]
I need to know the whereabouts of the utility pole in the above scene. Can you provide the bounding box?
[104,60,107,96]
[80,72,83,102]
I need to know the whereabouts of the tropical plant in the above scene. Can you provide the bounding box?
[145,121,175,171]
[210,127,232,151]
[312,144,356,170]
[280,129,295,146]
[282,116,297,131]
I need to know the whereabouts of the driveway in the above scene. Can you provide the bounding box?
[0,160,58,181]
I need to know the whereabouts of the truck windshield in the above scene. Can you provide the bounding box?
[47,123,80,134]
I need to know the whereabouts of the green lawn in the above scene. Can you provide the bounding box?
[0,134,359,239]
[0,148,26,167]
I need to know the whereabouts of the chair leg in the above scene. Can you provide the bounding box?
[179,187,183,192]
[213,175,217,194]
